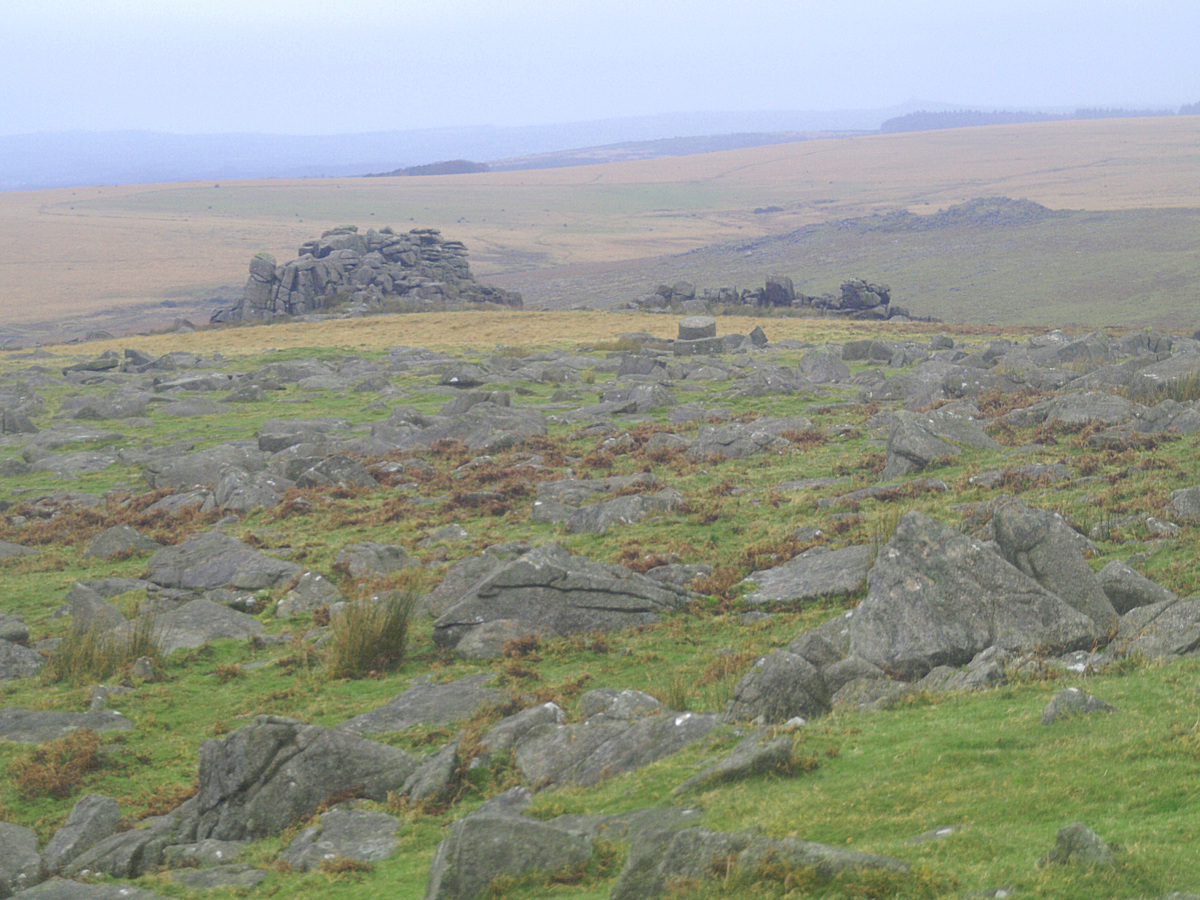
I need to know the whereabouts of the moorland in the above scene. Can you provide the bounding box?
[3,113,1200,900]
[2,115,1200,344]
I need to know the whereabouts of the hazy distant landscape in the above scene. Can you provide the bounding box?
[2,115,1199,345]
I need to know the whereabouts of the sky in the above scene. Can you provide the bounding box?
[3,0,1198,136]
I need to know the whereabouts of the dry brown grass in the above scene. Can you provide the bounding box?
[2,116,1199,328]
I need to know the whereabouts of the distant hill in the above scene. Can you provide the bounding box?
[365,159,489,177]
[488,131,866,171]
[882,106,1180,133]
[0,104,931,191]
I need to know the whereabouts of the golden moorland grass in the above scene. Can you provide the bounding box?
[2,115,1198,327]
[12,310,986,365]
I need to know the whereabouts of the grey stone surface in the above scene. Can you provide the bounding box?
[674,730,794,792]
[1098,560,1176,615]
[0,820,43,897]
[609,827,908,900]
[43,794,122,874]
[140,598,265,654]
[401,738,460,802]
[83,525,161,559]
[276,571,343,617]
[513,709,720,788]
[688,416,813,461]
[62,828,168,880]
[281,807,400,872]
[341,674,502,734]
[425,815,593,900]
[848,512,1097,679]
[335,541,417,579]
[1040,687,1116,725]
[146,531,302,591]
[724,650,831,723]
[432,543,692,655]
[167,864,266,890]
[1037,822,1115,867]
[0,708,132,743]
[992,501,1118,629]
[742,544,873,605]
[0,639,44,680]
[15,878,167,900]
[1113,598,1200,657]
[186,715,418,841]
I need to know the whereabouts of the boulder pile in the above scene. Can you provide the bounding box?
[212,225,522,322]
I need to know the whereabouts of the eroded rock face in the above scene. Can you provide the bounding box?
[184,716,417,842]
[848,512,1097,679]
[214,226,522,322]
[512,708,720,788]
[432,543,692,655]
[425,816,593,900]
[145,532,302,592]
[992,501,1118,629]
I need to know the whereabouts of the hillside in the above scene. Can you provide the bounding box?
[3,309,1200,898]
[2,116,1199,344]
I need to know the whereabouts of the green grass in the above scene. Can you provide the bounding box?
[4,323,1200,898]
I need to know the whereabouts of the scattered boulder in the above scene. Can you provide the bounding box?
[742,544,873,605]
[1098,560,1176,614]
[335,541,417,579]
[0,639,45,680]
[281,806,400,872]
[992,501,1118,629]
[432,543,692,655]
[0,709,132,743]
[0,820,43,896]
[848,512,1097,679]
[512,708,720,788]
[340,674,503,734]
[1037,822,1116,867]
[425,814,593,900]
[610,826,908,900]
[146,532,303,592]
[1112,598,1200,657]
[674,730,795,793]
[185,715,418,841]
[83,525,161,559]
[43,794,123,874]
[1040,687,1116,725]
[724,650,831,723]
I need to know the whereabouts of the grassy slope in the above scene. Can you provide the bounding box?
[3,314,1200,898]
[2,116,1199,331]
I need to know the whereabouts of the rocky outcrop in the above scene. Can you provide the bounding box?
[848,512,1098,679]
[213,226,521,322]
[184,716,418,842]
[431,543,693,656]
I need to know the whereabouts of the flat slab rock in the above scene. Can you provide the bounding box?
[432,542,692,655]
[0,708,133,743]
[513,709,720,788]
[281,806,400,872]
[340,674,503,735]
[145,531,302,592]
[742,544,873,605]
[15,879,168,900]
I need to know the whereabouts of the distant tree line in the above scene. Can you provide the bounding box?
[881,106,1195,134]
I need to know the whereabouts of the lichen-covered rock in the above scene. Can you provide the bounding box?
[848,512,1097,679]
[185,716,418,842]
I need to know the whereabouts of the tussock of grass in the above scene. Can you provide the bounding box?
[326,592,416,679]
[42,616,161,686]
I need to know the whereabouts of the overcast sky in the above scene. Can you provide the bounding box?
[3,0,1197,135]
